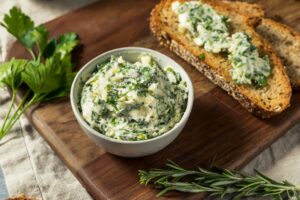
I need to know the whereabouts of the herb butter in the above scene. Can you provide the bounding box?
[172,1,272,87]
[80,55,188,141]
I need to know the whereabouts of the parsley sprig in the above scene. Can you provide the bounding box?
[139,160,300,199]
[0,7,79,138]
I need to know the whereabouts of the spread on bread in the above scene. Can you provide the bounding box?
[80,54,188,141]
[172,1,271,87]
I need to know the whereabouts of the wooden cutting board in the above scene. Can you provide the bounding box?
[6,0,300,199]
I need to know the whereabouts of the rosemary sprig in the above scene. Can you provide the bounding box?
[139,160,300,199]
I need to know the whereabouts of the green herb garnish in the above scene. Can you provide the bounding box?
[0,7,79,138]
[139,160,300,199]
[198,53,205,60]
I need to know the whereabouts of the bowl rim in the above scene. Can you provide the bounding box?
[70,47,194,144]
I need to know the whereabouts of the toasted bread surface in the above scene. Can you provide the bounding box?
[221,0,265,18]
[255,18,300,88]
[150,0,291,118]
[222,1,300,88]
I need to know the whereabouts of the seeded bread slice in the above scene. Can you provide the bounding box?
[150,0,291,118]
[222,1,300,88]
[222,1,265,18]
[254,19,300,88]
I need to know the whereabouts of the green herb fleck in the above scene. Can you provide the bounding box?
[198,53,205,60]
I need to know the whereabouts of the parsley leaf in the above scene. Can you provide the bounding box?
[30,25,49,55]
[1,6,49,61]
[43,32,79,62]
[0,59,27,90]
[43,38,57,58]
[56,32,79,58]
[22,60,62,97]
[0,7,34,48]
[22,54,75,102]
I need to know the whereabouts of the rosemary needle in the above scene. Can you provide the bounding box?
[139,160,300,200]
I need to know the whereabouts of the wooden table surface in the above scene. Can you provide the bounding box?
[7,0,300,199]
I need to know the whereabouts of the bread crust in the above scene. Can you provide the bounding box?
[150,0,291,118]
[221,0,265,18]
[255,18,300,89]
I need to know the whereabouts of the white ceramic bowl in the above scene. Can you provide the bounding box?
[70,47,194,157]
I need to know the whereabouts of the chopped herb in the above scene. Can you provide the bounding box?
[198,53,205,60]
[80,55,188,141]
[172,1,272,87]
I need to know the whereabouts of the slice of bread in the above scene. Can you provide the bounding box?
[254,18,300,89]
[221,1,265,18]
[150,0,291,118]
[222,1,300,89]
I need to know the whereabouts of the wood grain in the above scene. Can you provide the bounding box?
[6,0,300,199]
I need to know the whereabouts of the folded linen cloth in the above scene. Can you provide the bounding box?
[0,89,93,200]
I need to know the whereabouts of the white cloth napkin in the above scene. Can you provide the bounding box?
[0,89,92,200]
